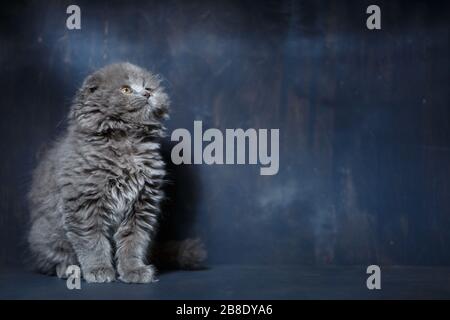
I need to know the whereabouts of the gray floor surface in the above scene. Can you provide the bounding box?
[0,265,449,299]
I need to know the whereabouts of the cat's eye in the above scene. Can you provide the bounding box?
[121,86,133,94]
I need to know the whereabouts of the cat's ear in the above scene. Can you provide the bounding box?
[82,73,102,94]
[70,72,103,123]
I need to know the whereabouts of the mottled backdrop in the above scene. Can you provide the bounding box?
[0,0,449,268]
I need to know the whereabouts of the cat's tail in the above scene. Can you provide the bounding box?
[151,238,207,270]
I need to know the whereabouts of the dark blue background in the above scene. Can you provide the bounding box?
[0,0,449,269]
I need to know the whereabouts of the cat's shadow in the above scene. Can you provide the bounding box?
[157,140,201,243]
[156,140,209,274]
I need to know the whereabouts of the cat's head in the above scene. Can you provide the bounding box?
[70,62,169,134]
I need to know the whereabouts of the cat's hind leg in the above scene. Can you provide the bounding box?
[28,215,78,278]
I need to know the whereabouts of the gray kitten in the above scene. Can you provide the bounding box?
[28,63,206,283]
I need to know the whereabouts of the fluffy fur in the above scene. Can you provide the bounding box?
[28,63,206,283]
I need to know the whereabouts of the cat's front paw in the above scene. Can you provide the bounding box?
[119,265,156,284]
[83,266,116,283]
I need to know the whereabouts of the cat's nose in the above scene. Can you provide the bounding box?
[141,90,151,98]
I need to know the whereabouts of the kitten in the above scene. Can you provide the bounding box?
[28,63,206,283]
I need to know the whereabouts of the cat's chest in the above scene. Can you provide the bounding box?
[106,170,144,220]
[113,140,159,173]
[103,140,161,220]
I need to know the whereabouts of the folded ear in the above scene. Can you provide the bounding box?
[82,73,102,94]
[69,72,103,124]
